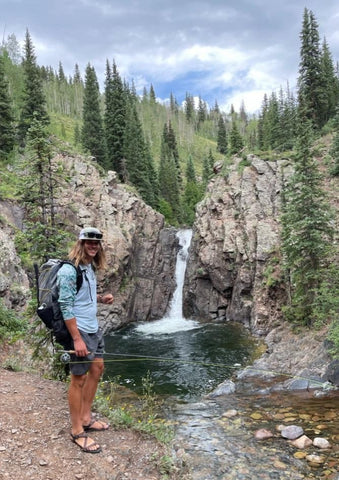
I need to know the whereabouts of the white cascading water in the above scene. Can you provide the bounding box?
[135,229,200,335]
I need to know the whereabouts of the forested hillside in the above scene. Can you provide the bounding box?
[0,8,338,351]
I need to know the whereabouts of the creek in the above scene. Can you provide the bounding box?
[104,229,339,479]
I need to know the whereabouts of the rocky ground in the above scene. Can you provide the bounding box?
[0,367,175,480]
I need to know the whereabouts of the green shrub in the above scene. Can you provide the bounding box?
[0,299,27,342]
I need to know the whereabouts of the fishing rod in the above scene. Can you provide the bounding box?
[57,349,242,368]
[56,350,334,387]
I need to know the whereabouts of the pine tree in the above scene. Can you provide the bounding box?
[19,30,49,143]
[57,62,66,82]
[239,100,248,124]
[123,100,158,207]
[297,9,326,129]
[81,63,107,167]
[182,156,203,225]
[257,94,268,150]
[74,122,81,145]
[158,124,182,224]
[278,83,297,151]
[0,55,15,158]
[266,92,280,149]
[216,115,227,154]
[170,92,179,115]
[202,149,214,186]
[166,120,181,182]
[329,106,339,176]
[184,92,195,122]
[18,116,68,260]
[281,113,335,325]
[104,60,126,177]
[149,84,156,103]
[229,121,244,154]
[320,38,339,125]
[197,95,207,129]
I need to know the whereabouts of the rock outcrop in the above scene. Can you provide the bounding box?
[183,155,292,335]
[0,153,178,332]
[0,201,30,310]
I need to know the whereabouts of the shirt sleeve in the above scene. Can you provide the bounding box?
[57,263,77,321]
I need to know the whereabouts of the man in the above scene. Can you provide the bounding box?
[57,227,114,453]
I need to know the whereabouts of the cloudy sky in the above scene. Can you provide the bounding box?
[2,0,339,114]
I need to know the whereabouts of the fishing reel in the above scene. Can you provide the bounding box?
[60,352,71,363]
[58,350,95,363]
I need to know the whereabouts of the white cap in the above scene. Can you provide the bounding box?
[79,227,103,241]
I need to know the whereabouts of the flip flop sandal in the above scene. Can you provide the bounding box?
[83,418,109,432]
[71,431,102,454]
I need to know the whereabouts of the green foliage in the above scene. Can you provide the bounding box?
[182,157,204,225]
[262,252,284,288]
[281,116,336,326]
[237,157,251,174]
[15,117,70,264]
[123,100,159,208]
[94,374,174,444]
[104,60,126,177]
[19,30,49,143]
[217,115,227,154]
[297,9,339,130]
[0,299,27,342]
[0,55,15,159]
[329,107,339,176]
[328,318,339,358]
[158,198,177,226]
[158,122,182,224]
[229,121,244,154]
[81,63,107,167]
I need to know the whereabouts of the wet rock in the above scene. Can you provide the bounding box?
[250,412,263,420]
[280,425,304,440]
[325,359,339,386]
[208,380,236,397]
[313,437,331,449]
[293,451,307,459]
[306,453,326,466]
[273,459,288,470]
[222,409,238,418]
[290,435,313,449]
[283,375,324,390]
[254,428,274,440]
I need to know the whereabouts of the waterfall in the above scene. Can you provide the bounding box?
[135,229,199,335]
[167,229,192,319]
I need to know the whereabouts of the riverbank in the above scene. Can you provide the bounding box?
[240,322,338,388]
[0,367,182,480]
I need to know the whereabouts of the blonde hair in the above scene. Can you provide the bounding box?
[68,240,107,270]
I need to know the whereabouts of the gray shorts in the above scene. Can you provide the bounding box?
[69,329,105,376]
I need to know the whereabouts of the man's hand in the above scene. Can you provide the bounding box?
[100,294,114,305]
[73,336,89,357]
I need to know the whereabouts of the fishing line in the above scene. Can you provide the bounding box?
[55,350,331,386]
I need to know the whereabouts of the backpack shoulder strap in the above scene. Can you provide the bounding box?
[60,261,83,293]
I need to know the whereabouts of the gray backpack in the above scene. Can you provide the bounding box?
[34,259,83,347]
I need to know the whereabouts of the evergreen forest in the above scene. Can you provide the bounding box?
[0,8,338,348]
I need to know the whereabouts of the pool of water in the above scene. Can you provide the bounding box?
[104,320,259,399]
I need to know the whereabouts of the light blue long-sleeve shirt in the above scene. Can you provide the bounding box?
[57,262,98,333]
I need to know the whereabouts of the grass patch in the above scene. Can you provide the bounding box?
[93,371,175,444]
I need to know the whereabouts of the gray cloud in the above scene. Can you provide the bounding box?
[1,0,339,112]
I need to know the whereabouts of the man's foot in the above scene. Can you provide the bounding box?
[71,431,102,453]
[83,418,109,432]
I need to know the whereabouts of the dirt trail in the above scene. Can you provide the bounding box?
[0,368,168,480]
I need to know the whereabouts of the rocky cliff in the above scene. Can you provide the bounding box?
[183,155,292,336]
[0,153,178,332]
